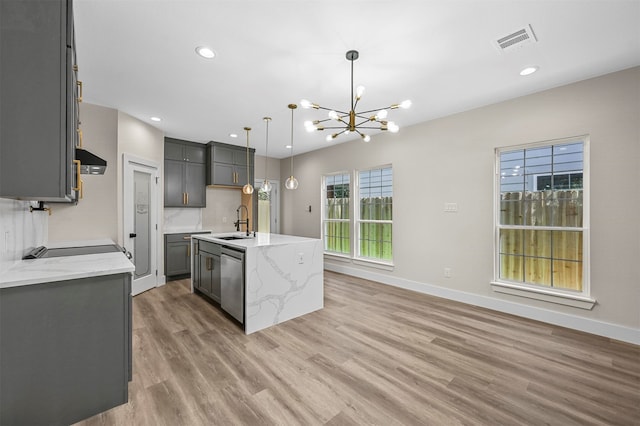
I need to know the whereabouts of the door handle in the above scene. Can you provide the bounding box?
[129,233,137,238]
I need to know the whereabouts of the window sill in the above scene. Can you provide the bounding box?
[491,281,596,310]
[353,258,394,271]
[323,252,351,263]
[323,253,395,271]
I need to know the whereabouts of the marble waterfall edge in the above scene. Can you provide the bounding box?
[244,239,323,334]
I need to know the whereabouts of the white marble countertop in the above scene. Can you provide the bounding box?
[164,229,212,235]
[193,232,320,250]
[1,239,135,289]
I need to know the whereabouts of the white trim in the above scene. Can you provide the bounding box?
[490,281,596,309]
[494,135,591,299]
[123,153,161,295]
[325,263,639,345]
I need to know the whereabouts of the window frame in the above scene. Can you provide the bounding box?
[321,171,352,258]
[354,164,394,265]
[321,165,394,268]
[492,135,594,309]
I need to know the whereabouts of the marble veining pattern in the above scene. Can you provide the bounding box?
[244,240,323,334]
[164,208,202,233]
[0,198,47,273]
[0,251,135,288]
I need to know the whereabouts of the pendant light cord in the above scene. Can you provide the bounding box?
[290,106,294,175]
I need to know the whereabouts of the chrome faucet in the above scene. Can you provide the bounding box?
[234,204,250,236]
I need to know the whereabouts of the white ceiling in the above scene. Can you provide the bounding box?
[74,0,640,159]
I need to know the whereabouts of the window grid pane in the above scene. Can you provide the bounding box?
[323,173,351,255]
[357,166,393,262]
[497,140,585,293]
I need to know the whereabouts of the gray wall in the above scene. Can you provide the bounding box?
[49,103,118,242]
[280,66,640,333]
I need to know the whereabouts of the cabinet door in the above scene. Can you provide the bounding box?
[212,145,235,164]
[164,160,185,207]
[236,165,249,188]
[0,0,77,201]
[164,141,185,161]
[210,254,221,303]
[233,148,248,166]
[212,163,236,186]
[184,145,205,163]
[185,162,206,207]
[166,241,189,277]
[198,254,213,296]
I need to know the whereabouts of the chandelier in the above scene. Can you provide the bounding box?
[301,50,411,142]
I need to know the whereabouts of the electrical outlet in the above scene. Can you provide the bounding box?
[444,203,458,212]
[444,267,452,278]
[297,252,304,264]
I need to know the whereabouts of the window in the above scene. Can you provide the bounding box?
[356,166,393,262]
[322,173,350,255]
[322,166,394,265]
[495,137,589,299]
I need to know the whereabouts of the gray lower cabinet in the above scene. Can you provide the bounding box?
[0,273,132,426]
[165,232,209,279]
[194,240,221,303]
[0,0,80,201]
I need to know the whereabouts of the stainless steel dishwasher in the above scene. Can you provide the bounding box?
[220,247,245,324]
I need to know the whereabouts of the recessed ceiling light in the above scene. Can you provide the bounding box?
[520,66,539,76]
[195,46,215,59]
[229,133,238,138]
[150,116,161,122]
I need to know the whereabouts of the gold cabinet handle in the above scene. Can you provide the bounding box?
[77,81,83,102]
[206,257,212,271]
[80,179,84,199]
[73,159,81,191]
[187,244,190,257]
[77,128,83,148]
[182,236,192,240]
[182,192,186,205]
[185,192,189,204]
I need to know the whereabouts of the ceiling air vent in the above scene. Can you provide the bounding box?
[495,24,538,52]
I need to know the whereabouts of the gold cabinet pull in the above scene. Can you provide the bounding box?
[185,192,189,204]
[77,128,83,148]
[72,159,81,191]
[182,236,192,240]
[80,179,84,199]
[187,244,190,257]
[77,81,83,102]
[182,192,186,205]
[206,257,212,271]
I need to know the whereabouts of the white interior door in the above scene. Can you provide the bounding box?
[124,154,159,296]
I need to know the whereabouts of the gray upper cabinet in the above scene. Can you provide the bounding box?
[164,138,206,208]
[0,0,79,201]
[207,141,254,188]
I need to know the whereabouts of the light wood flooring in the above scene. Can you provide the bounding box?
[76,271,640,425]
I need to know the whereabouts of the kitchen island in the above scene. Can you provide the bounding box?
[191,233,323,334]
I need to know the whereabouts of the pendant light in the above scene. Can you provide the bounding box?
[285,104,299,190]
[242,127,254,195]
[261,117,272,193]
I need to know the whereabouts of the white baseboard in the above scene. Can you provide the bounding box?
[324,263,639,346]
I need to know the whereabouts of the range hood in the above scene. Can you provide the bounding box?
[75,148,107,175]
